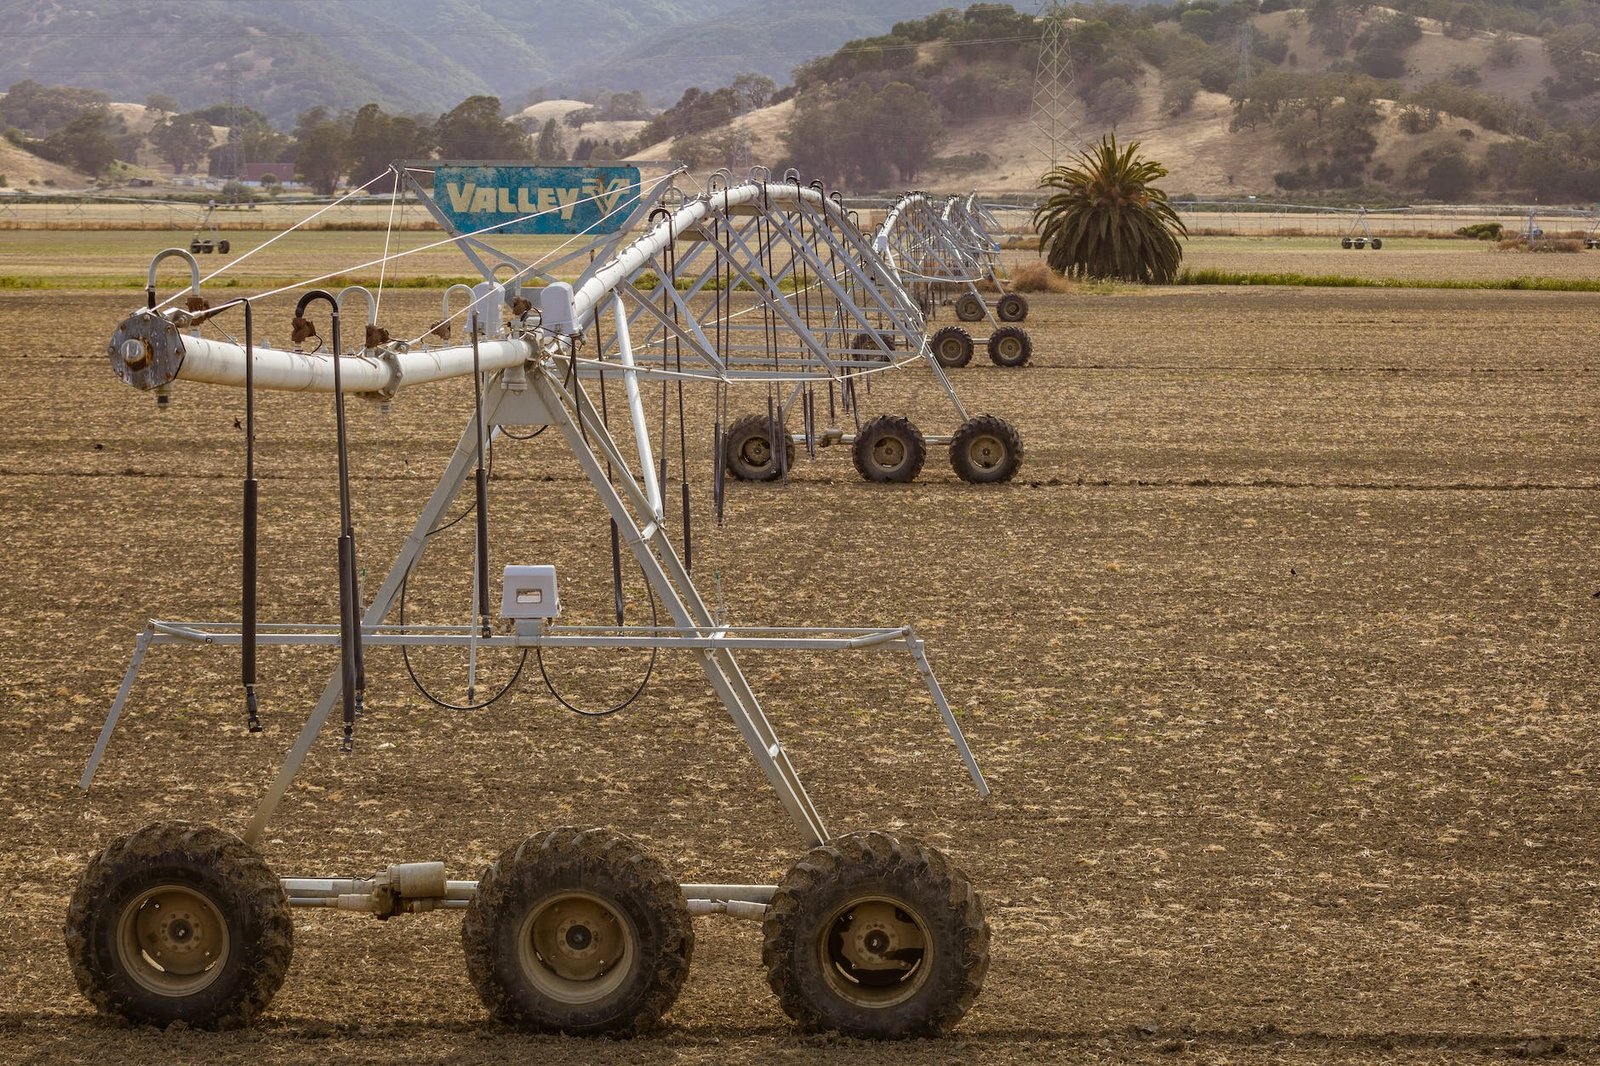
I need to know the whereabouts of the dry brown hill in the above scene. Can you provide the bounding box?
[631,9,1543,199]
[0,137,86,189]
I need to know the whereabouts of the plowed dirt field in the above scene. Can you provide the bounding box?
[1,278,1597,1064]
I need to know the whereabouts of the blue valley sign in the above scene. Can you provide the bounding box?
[432,165,642,236]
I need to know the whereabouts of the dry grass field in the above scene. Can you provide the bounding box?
[0,230,1597,1064]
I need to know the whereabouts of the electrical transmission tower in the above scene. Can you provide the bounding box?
[1237,22,1254,87]
[1032,1,1085,173]
[220,64,243,193]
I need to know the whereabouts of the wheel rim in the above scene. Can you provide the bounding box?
[938,338,964,362]
[518,891,635,1005]
[115,884,230,996]
[870,435,906,473]
[816,895,931,1009]
[738,435,772,468]
[963,433,1006,471]
[997,336,1022,361]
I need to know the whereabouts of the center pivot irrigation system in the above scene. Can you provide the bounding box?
[874,192,1032,371]
[69,163,998,1040]
[1337,206,1383,250]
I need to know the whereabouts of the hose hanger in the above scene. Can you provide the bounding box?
[431,283,478,341]
[335,285,389,350]
[145,247,208,320]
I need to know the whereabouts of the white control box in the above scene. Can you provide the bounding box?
[500,565,560,619]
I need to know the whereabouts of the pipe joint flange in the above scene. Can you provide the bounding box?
[109,311,185,391]
[375,349,405,400]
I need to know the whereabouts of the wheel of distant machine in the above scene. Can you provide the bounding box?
[995,292,1028,322]
[953,292,985,321]
[723,413,794,482]
[948,415,1024,484]
[852,414,927,483]
[850,331,894,363]
[986,326,1032,368]
[930,325,974,369]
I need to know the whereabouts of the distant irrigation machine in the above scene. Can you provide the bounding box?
[69,163,1002,1039]
[1337,206,1383,250]
[874,192,1033,371]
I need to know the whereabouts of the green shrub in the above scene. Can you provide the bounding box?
[1455,222,1502,240]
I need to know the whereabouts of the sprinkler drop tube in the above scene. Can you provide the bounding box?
[471,319,490,637]
[241,301,260,732]
[295,290,362,750]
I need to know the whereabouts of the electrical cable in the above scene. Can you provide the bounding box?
[397,567,527,712]
[535,565,659,719]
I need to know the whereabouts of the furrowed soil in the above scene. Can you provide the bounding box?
[1,271,1598,1064]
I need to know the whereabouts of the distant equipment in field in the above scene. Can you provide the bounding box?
[188,200,230,255]
[1338,206,1383,250]
[875,192,1033,371]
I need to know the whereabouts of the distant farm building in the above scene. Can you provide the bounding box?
[239,163,296,186]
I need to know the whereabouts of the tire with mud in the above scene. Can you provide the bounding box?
[65,820,292,1030]
[995,293,1028,322]
[953,293,985,322]
[948,415,1024,484]
[761,830,990,1039]
[852,414,926,483]
[462,826,693,1036]
[850,332,893,363]
[929,326,974,369]
[986,326,1032,368]
[723,413,793,482]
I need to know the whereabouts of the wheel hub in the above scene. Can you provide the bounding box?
[966,434,1003,469]
[819,896,931,1007]
[520,891,636,1004]
[117,884,230,993]
[741,437,771,465]
[872,437,905,469]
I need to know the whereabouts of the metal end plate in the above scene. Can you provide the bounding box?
[109,312,185,391]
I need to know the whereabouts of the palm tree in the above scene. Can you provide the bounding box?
[1033,135,1188,283]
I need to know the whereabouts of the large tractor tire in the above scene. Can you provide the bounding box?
[462,827,693,1036]
[851,415,926,484]
[929,326,974,369]
[948,415,1024,484]
[723,413,794,482]
[762,831,989,1039]
[985,326,1032,368]
[65,821,292,1029]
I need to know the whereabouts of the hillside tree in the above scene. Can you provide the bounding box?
[435,96,528,160]
[535,118,566,161]
[149,113,214,174]
[347,104,432,189]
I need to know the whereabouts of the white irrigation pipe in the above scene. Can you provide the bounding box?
[136,181,917,394]
[611,291,662,521]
